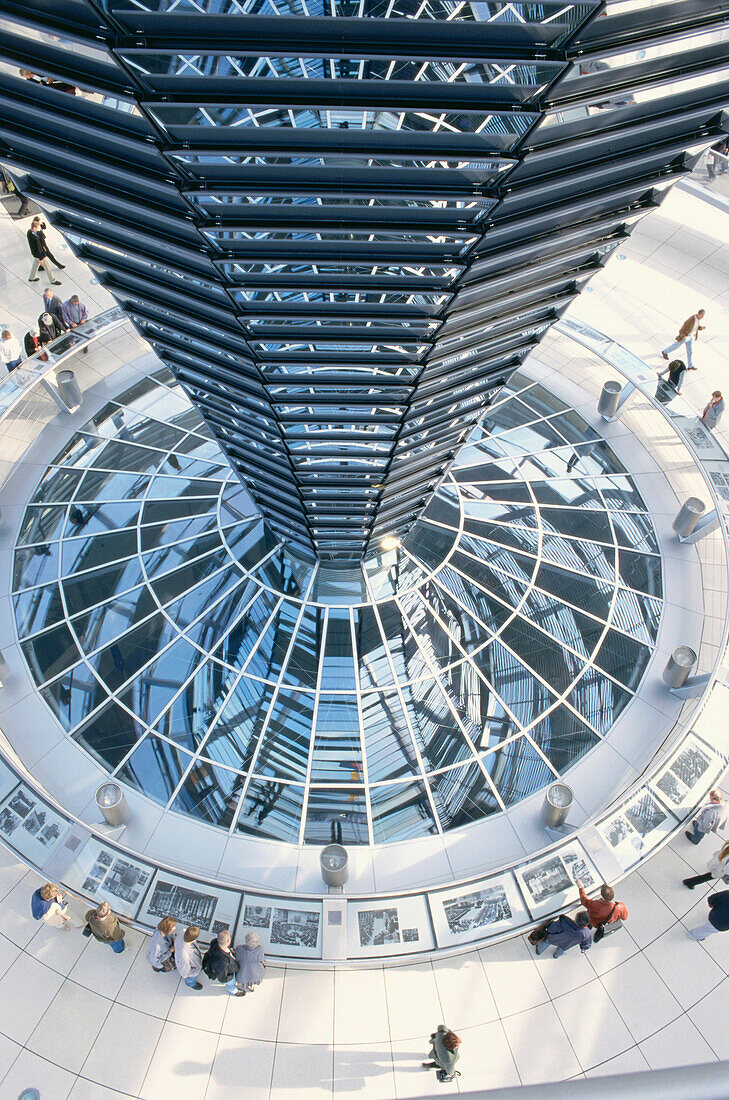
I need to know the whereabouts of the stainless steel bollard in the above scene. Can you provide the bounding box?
[662,646,697,689]
[320,843,349,888]
[56,369,82,412]
[597,381,622,418]
[95,781,129,827]
[542,783,574,829]
[672,497,705,539]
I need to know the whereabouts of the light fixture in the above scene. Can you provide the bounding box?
[380,535,400,551]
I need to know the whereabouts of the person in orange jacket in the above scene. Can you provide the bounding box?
[577,879,628,938]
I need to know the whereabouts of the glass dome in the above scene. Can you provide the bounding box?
[12,367,662,845]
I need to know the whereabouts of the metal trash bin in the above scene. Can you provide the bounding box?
[672,498,705,539]
[597,381,622,418]
[542,783,574,829]
[662,646,697,689]
[56,369,82,412]
[95,781,129,827]
[320,843,349,888]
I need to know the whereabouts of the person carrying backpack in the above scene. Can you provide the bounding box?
[577,879,628,940]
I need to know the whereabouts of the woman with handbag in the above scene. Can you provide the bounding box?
[423,1025,461,1082]
[683,839,729,889]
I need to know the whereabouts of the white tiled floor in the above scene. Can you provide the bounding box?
[2,829,729,1097]
[1,175,729,1096]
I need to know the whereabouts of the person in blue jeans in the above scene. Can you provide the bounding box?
[84,901,125,952]
[175,924,204,989]
[202,930,242,996]
[534,911,592,958]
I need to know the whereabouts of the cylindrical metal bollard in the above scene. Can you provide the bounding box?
[0,648,8,686]
[320,843,349,888]
[95,781,129,827]
[662,646,697,689]
[673,497,705,539]
[542,782,574,830]
[597,380,622,418]
[56,369,82,411]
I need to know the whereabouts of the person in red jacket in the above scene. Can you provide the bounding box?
[577,880,628,937]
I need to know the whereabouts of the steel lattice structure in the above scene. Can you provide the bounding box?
[0,0,727,559]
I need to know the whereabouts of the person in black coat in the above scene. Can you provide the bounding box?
[201,930,242,995]
[27,216,64,284]
[38,312,63,346]
[688,889,729,941]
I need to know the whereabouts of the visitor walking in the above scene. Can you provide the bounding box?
[423,1025,461,1083]
[655,357,695,394]
[701,391,725,431]
[0,329,22,372]
[175,924,204,989]
[661,309,706,368]
[686,790,727,845]
[146,916,176,972]
[688,888,729,941]
[235,930,266,993]
[84,901,125,953]
[577,880,628,938]
[27,216,63,284]
[683,839,729,890]
[38,312,63,346]
[31,882,71,931]
[202,929,242,996]
[41,287,67,330]
[533,911,592,957]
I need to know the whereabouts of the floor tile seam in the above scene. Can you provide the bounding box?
[593,962,683,1049]
[0,1031,24,1092]
[582,1041,647,1078]
[26,964,116,1071]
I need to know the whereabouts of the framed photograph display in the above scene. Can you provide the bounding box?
[428,872,527,948]
[236,894,322,959]
[649,732,726,816]
[0,782,70,865]
[0,758,20,805]
[138,871,241,940]
[347,894,434,957]
[597,787,676,871]
[515,841,600,919]
[64,838,155,917]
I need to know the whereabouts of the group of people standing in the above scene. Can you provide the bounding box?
[530,880,629,959]
[148,918,266,996]
[29,882,266,996]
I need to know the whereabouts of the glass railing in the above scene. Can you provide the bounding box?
[0,305,124,416]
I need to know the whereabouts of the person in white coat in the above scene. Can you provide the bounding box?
[146,915,176,972]
[684,839,729,889]
[175,924,203,989]
[686,790,727,845]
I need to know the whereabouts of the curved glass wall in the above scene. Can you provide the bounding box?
[12,366,662,845]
